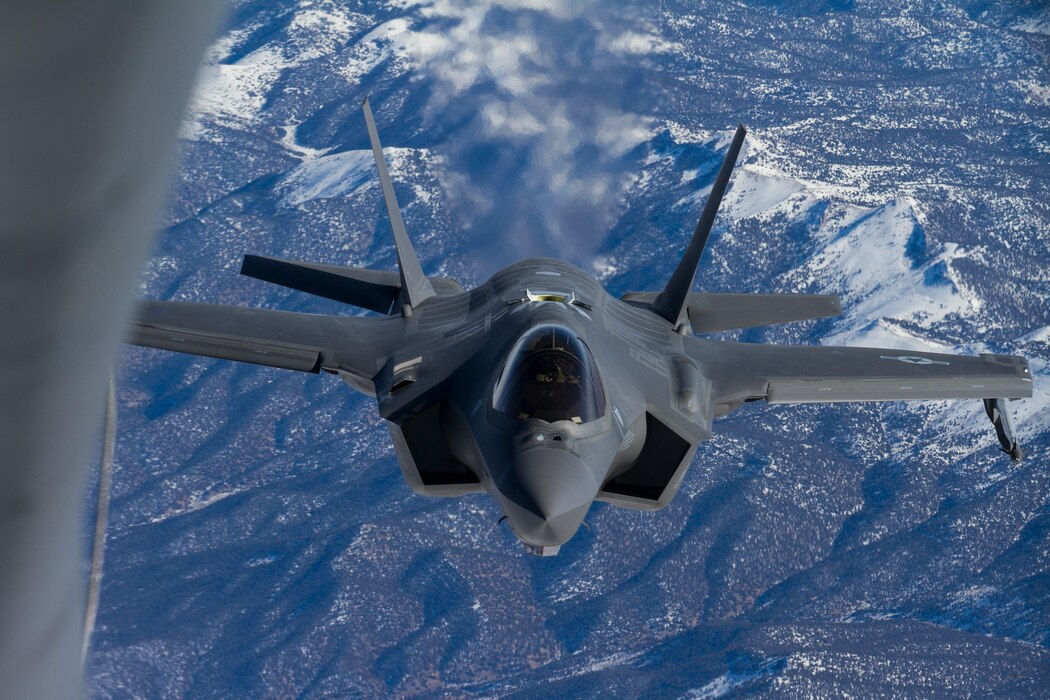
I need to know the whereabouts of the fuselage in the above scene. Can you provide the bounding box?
[366,259,714,553]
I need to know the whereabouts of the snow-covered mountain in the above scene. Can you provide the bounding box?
[87,0,1049,696]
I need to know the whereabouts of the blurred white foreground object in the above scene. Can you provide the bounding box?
[0,3,223,697]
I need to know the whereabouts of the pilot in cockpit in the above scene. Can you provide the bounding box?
[493,324,605,424]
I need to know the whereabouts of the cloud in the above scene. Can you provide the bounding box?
[606,30,682,55]
[378,0,656,272]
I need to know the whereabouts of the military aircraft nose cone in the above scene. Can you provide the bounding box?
[501,447,598,547]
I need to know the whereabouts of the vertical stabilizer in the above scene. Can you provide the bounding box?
[362,98,435,310]
[650,125,747,325]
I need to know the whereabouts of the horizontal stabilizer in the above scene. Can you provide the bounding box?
[622,291,841,333]
[241,255,463,314]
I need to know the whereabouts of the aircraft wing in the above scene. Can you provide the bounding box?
[689,340,1033,406]
[127,301,395,380]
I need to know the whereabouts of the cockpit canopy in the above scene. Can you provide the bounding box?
[493,324,606,424]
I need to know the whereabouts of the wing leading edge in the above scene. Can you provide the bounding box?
[127,301,397,383]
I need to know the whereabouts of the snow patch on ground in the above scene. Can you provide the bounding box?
[189,46,287,125]
[722,167,807,220]
[149,489,241,524]
[1013,79,1050,106]
[277,149,376,206]
[683,659,783,699]
[790,198,974,347]
[278,123,334,161]
[1020,326,1050,343]
[284,6,361,63]
[183,5,366,133]
[340,18,411,84]
[1011,13,1050,36]
[1012,356,1049,438]
[276,145,438,211]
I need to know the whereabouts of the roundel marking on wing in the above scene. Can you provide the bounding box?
[879,354,951,366]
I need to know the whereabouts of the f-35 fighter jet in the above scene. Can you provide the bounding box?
[129,99,1032,555]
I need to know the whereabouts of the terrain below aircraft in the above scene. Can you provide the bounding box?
[129,99,1032,555]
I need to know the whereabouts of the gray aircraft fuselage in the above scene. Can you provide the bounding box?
[372,258,711,554]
